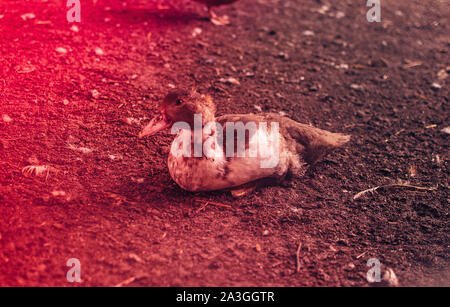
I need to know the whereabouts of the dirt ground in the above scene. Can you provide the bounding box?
[0,0,448,287]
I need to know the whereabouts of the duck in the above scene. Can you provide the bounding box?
[192,0,239,25]
[139,89,350,194]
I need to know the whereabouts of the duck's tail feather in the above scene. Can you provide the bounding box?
[283,119,350,164]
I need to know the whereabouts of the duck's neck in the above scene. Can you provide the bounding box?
[192,112,217,138]
[181,113,220,158]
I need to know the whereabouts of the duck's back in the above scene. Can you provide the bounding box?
[218,113,350,164]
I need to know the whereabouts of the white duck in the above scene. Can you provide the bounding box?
[139,90,350,194]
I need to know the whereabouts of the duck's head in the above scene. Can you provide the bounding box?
[139,90,216,138]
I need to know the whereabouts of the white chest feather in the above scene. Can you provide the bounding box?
[167,127,291,191]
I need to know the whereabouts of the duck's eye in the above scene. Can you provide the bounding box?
[175,99,183,106]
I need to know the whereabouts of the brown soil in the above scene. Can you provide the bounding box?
[0,0,448,286]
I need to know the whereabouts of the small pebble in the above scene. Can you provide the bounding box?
[125,117,139,125]
[437,69,448,80]
[51,190,66,197]
[336,63,349,69]
[431,83,442,90]
[127,253,143,263]
[350,84,363,91]
[345,263,356,271]
[317,5,329,14]
[21,13,35,21]
[2,114,12,123]
[91,89,100,99]
[192,27,202,37]
[134,178,145,184]
[55,47,68,54]
[277,52,289,60]
[336,11,345,19]
[94,47,104,56]
[219,77,240,85]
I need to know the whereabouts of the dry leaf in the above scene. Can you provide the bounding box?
[219,77,240,85]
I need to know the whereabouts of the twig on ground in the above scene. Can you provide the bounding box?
[356,251,368,259]
[114,275,148,287]
[104,233,128,248]
[67,143,93,154]
[353,183,438,200]
[194,198,232,210]
[272,261,283,268]
[114,277,136,287]
[353,64,377,70]
[296,242,302,273]
[196,201,209,213]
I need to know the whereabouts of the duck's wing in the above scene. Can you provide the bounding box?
[215,114,280,158]
[279,115,350,164]
[217,113,350,165]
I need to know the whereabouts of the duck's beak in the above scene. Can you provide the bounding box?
[138,112,173,138]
